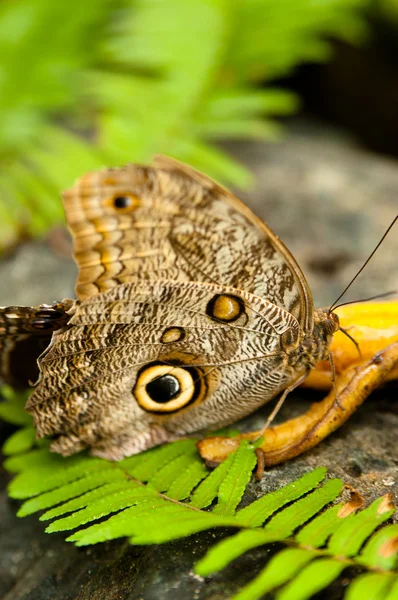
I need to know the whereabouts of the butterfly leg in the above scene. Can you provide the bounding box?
[197,341,398,466]
[328,351,345,411]
[253,371,309,439]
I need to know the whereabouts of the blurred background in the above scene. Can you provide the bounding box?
[0,0,397,306]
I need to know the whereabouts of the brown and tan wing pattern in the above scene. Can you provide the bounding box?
[0,301,73,388]
[25,157,331,460]
[26,280,303,459]
[63,156,314,331]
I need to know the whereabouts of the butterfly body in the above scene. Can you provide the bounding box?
[2,158,339,459]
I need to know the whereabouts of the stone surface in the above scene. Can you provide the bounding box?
[0,120,397,600]
[0,238,76,307]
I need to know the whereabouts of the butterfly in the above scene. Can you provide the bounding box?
[0,156,340,460]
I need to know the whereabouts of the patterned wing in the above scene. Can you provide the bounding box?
[0,302,73,388]
[26,279,304,459]
[25,157,322,459]
[63,156,314,331]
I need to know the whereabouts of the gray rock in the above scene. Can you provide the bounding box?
[0,240,76,307]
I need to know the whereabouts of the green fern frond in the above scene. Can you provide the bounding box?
[0,0,370,248]
[2,405,397,600]
[0,386,31,426]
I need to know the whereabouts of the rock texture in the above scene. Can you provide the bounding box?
[0,120,397,600]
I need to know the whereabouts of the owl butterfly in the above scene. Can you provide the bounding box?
[0,156,346,460]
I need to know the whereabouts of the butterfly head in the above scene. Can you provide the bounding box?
[306,308,340,364]
[317,307,340,335]
[324,309,340,335]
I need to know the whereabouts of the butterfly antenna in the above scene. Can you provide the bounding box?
[339,327,362,359]
[332,289,397,312]
[329,215,397,313]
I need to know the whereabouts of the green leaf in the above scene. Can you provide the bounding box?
[213,441,257,516]
[18,469,127,517]
[149,448,198,491]
[125,440,197,480]
[190,450,235,509]
[46,485,155,532]
[2,426,36,455]
[295,503,346,548]
[69,500,234,546]
[67,499,170,545]
[8,456,106,499]
[196,529,281,576]
[166,458,208,500]
[0,386,31,425]
[385,577,398,600]
[4,446,55,474]
[276,558,346,600]
[358,524,398,571]
[0,402,30,425]
[265,478,343,537]
[8,455,107,499]
[40,481,133,521]
[328,496,395,558]
[130,510,234,545]
[235,467,327,527]
[232,548,318,600]
[345,573,397,600]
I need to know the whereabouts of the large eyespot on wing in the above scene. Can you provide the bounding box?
[133,362,206,413]
[205,293,246,323]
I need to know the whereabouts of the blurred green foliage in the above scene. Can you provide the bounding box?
[0,0,369,249]
[378,0,398,20]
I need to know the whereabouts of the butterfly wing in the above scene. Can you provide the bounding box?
[26,157,316,459]
[64,156,314,331]
[26,279,302,459]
